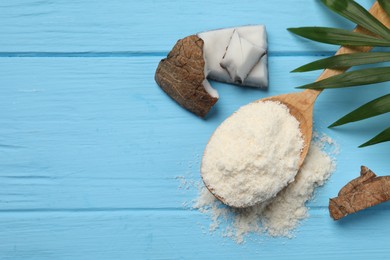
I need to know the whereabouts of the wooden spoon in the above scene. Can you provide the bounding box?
[202,1,390,208]
[265,1,389,167]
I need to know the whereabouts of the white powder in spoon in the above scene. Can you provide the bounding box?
[201,101,304,208]
[193,135,337,243]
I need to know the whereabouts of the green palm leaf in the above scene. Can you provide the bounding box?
[291,0,390,147]
[330,94,390,127]
[287,27,390,47]
[378,0,390,16]
[359,127,390,147]
[292,52,390,72]
[296,66,390,89]
[321,0,390,40]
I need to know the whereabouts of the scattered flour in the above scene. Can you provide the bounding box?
[192,136,337,243]
[201,100,304,208]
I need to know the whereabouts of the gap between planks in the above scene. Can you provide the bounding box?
[0,207,186,214]
[1,206,389,214]
[0,51,336,58]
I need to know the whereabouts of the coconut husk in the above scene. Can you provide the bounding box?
[329,166,390,220]
[155,35,218,118]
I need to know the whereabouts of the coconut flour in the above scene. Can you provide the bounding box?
[192,135,337,243]
[201,101,304,207]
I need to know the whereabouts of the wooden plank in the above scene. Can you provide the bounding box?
[0,0,373,52]
[0,0,389,258]
[0,56,389,211]
[0,209,390,259]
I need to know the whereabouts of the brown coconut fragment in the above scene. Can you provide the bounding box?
[329,166,390,220]
[155,35,218,118]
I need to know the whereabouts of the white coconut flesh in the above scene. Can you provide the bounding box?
[197,25,268,96]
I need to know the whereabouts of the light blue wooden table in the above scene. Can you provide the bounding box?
[1,0,390,259]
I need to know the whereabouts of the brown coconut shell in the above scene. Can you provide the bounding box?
[155,35,218,118]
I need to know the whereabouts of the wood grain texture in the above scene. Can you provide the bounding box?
[0,56,388,213]
[1,0,390,259]
[0,0,372,53]
[1,209,390,259]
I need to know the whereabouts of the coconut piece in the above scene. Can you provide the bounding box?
[329,166,390,220]
[155,35,218,118]
[155,25,267,117]
[197,25,268,88]
[220,30,266,84]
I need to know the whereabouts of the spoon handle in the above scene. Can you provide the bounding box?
[304,1,390,103]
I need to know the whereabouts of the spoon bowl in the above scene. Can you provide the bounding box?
[201,90,319,209]
[262,89,320,167]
